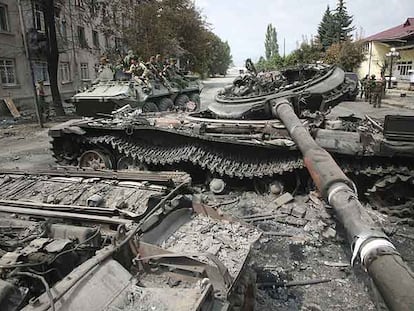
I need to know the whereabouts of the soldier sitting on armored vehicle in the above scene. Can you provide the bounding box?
[162,58,189,89]
[124,56,149,84]
[93,56,114,84]
[155,54,164,72]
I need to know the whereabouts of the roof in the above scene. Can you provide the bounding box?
[365,18,414,41]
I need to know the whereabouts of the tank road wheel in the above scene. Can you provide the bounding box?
[79,149,113,170]
[142,101,159,113]
[366,173,414,216]
[158,97,174,111]
[117,156,148,171]
[174,94,190,110]
[253,178,284,195]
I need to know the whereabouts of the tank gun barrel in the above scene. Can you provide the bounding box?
[271,98,414,311]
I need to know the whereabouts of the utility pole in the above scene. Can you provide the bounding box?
[17,0,43,128]
[283,38,286,58]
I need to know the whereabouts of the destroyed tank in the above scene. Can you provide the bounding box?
[0,167,259,310]
[71,68,203,117]
[50,64,414,210]
[209,63,356,119]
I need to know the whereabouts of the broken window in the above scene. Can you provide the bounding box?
[0,58,17,85]
[0,4,10,32]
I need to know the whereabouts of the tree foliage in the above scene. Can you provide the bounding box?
[115,0,231,75]
[317,1,355,50]
[324,40,365,71]
[317,6,336,50]
[334,0,355,42]
[265,24,279,60]
[207,35,232,76]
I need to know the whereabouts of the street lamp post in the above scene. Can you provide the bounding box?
[385,47,400,89]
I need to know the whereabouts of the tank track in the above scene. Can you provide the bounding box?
[82,135,304,179]
[51,134,414,221]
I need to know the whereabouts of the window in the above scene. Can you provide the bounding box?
[0,59,17,85]
[92,30,99,48]
[59,62,71,82]
[77,26,87,48]
[34,3,45,32]
[397,61,413,76]
[80,63,89,80]
[0,4,10,32]
[75,0,84,7]
[33,61,49,83]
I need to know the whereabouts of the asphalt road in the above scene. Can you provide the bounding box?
[1,76,413,170]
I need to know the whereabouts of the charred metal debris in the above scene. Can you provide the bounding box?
[0,168,260,310]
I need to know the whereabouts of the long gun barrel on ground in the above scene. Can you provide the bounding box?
[271,98,414,311]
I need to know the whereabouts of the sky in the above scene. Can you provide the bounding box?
[194,0,414,66]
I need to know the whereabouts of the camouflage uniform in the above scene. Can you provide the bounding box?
[163,59,188,89]
[360,75,369,100]
[368,76,376,104]
[372,80,384,108]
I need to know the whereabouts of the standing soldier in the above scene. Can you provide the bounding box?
[368,74,376,104]
[360,74,369,100]
[36,80,49,122]
[372,78,385,108]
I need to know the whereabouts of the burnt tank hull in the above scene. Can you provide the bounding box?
[0,168,259,311]
[209,65,355,119]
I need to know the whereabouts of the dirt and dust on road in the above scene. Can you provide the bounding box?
[2,77,414,310]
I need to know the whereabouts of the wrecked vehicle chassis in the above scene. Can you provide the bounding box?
[0,168,259,311]
[50,112,414,209]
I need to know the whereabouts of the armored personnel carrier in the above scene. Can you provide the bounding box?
[71,68,202,117]
[0,168,259,310]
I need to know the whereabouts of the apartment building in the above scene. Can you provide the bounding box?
[0,0,128,113]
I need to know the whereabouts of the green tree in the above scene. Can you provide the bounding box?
[324,40,365,71]
[118,0,226,76]
[333,0,355,42]
[207,35,233,76]
[265,24,279,60]
[317,5,336,50]
[290,40,323,64]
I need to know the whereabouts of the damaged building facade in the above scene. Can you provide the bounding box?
[0,0,130,113]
